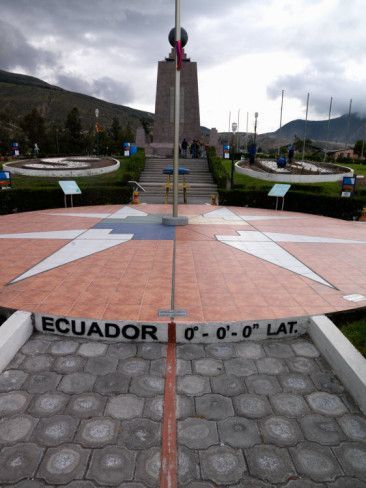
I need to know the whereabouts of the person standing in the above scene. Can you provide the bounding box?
[182,138,188,158]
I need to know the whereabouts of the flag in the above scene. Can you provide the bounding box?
[176,40,183,71]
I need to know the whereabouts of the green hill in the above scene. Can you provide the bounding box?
[0,70,154,132]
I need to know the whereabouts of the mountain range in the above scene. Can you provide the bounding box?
[0,70,154,132]
[1,69,365,146]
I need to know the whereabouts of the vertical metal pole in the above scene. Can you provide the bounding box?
[228,111,231,140]
[253,112,258,146]
[246,111,249,152]
[237,109,240,150]
[172,0,181,218]
[278,89,284,155]
[361,124,365,160]
[302,93,310,162]
[345,98,352,149]
[324,96,333,161]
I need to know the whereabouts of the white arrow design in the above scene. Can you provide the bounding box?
[215,230,366,288]
[10,229,133,283]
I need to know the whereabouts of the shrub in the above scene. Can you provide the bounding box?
[219,189,366,220]
[207,146,229,188]
[0,186,132,215]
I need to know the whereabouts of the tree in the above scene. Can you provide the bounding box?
[354,139,365,157]
[20,109,46,148]
[64,107,83,154]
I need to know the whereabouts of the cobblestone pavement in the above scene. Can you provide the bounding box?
[0,333,366,487]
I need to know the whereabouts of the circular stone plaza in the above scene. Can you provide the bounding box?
[0,203,366,486]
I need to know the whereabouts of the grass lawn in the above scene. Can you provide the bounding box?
[1,156,128,190]
[221,159,366,197]
[338,320,366,357]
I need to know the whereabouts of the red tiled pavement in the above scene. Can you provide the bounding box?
[1,204,366,323]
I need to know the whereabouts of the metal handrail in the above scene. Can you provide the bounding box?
[128,181,146,192]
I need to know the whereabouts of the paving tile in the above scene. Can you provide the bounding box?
[85,356,118,375]
[259,415,303,446]
[177,375,211,397]
[118,418,161,450]
[178,446,200,485]
[218,416,260,448]
[245,374,282,395]
[77,417,119,447]
[200,445,246,485]
[0,443,44,484]
[338,414,366,442]
[245,444,296,483]
[86,445,136,485]
[25,372,62,394]
[118,357,150,376]
[0,370,28,392]
[59,373,96,394]
[178,418,218,449]
[195,394,234,420]
[135,447,161,487]
[38,443,90,485]
[270,393,310,417]
[0,391,30,416]
[193,358,224,376]
[29,391,69,417]
[52,355,86,374]
[233,393,272,418]
[300,414,345,445]
[106,394,144,420]
[0,414,38,444]
[211,374,246,396]
[33,414,78,446]
[290,442,342,482]
[307,392,348,416]
[333,442,366,480]
[279,373,315,394]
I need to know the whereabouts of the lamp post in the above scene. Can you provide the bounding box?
[95,108,99,155]
[231,122,238,189]
[253,112,258,146]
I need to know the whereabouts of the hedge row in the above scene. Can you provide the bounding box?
[207,147,229,188]
[219,189,366,220]
[0,186,132,215]
[121,150,145,184]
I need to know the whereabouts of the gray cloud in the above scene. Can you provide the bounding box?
[268,68,366,117]
[0,20,56,71]
[56,73,134,105]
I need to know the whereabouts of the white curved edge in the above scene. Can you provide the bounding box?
[309,315,366,416]
[0,311,33,372]
[3,158,120,178]
[235,161,353,183]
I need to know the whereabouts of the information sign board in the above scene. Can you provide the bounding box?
[341,176,356,196]
[59,181,81,195]
[0,171,11,189]
[268,184,291,198]
[268,184,291,211]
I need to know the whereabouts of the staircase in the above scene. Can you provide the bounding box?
[138,157,218,204]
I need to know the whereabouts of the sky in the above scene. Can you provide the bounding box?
[0,0,365,133]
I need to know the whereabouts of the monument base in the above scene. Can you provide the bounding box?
[146,143,174,158]
[162,215,189,226]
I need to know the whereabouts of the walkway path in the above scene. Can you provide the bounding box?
[0,332,365,486]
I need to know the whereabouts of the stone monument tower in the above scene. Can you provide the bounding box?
[152,27,201,152]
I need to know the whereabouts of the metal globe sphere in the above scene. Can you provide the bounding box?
[168,27,188,47]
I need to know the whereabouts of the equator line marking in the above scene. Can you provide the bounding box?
[160,322,177,488]
[160,234,177,487]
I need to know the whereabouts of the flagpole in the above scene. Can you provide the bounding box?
[277,89,284,155]
[345,98,352,149]
[172,0,181,218]
[324,96,333,161]
[302,93,310,162]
